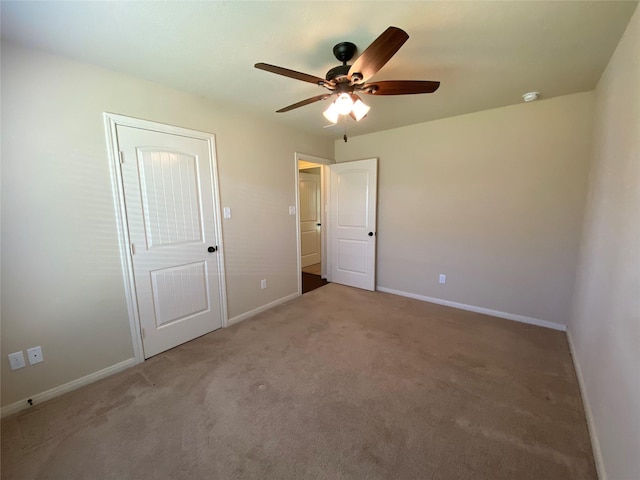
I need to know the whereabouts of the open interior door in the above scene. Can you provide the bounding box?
[329,158,378,291]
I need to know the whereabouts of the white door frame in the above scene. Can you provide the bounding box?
[104,113,228,364]
[294,152,333,294]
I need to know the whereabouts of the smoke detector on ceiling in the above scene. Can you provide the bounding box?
[522,92,540,102]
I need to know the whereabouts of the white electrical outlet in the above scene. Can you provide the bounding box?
[439,274,447,284]
[288,206,296,215]
[261,279,267,289]
[8,351,26,371]
[223,207,231,219]
[27,346,44,365]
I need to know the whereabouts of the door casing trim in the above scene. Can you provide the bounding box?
[104,113,228,363]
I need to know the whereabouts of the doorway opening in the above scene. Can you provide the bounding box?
[295,153,378,294]
[296,154,331,294]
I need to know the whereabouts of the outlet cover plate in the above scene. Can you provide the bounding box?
[27,346,44,365]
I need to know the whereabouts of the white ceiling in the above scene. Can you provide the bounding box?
[1,1,637,139]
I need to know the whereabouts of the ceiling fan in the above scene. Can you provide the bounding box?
[254,26,440,124]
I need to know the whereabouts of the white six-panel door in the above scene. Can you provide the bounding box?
[329,158,378,291]
[299,171,321,268]
[117,125,224,358]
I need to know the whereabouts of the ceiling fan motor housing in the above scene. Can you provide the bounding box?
[325,64,351,82]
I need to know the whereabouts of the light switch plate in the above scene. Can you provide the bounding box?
[289,206,296,215]
[223,207,231,219]
[8,351,26,370]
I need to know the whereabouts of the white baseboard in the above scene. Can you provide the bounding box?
[227,292,300,327]
[566,329,605,480]
[1,357,137,419]
[2,292,302,418]
[376,286,566,331]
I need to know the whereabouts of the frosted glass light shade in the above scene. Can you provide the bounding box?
[334,93,354,115]
[323,101,340,124]
[351,99,370,121]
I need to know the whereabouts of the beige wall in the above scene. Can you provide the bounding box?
[569,7,640,480]
[0,43,332,407]
[335,92,594,326]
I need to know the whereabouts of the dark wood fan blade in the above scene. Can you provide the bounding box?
[362,80,440,95]
[255,63,326,85]
[276,94,332,113]
[348,26,409,83]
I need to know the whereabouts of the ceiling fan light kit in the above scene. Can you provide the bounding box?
[322,93,370,124]
[255,26,440,129]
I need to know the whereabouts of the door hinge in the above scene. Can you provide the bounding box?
[129,243,135,255]
[140,328,145,339]
[119,151,125,164]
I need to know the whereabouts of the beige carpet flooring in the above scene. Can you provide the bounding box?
[1,284,596,479]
